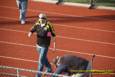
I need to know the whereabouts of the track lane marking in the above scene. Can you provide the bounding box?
[0,27,115,46]
[0,40,115,60]
[0,6,115,33]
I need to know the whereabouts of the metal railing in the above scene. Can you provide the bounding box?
[0,65,70,77]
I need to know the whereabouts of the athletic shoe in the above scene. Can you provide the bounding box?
[21,20,25,24]
[89,5,96,9]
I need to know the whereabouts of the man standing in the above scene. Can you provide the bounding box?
[28,13,56,77]
[16,0,28,24]
[52,55,91,77]
[56,0,64,5]
[89,0,96,9]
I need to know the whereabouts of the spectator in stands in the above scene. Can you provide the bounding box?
[89,0,96,9]
[51,55,91,77]
[16,0,28,24]
[28,13,56,77]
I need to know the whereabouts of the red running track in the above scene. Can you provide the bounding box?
[0,0,115,77]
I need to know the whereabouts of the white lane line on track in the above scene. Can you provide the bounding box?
[0,55,38,63]
[0,40,115,60]
[0,27,115,46]
[0,5,84,18]
[0,5,115,33]
[1,5,115,21]
[1,15,115,34]
[0,16,115,33]
[55,24,115,33]
[0,16,18,20]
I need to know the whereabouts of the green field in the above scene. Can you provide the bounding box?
[64,0,115,7]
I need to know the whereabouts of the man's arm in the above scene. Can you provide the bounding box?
[52,37,56,51]
[48,22,56,51]
[28,32,32,38]
[28,22,38,38]
[52,65,67,77]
